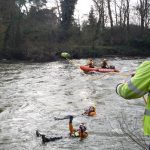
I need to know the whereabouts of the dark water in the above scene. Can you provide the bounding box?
[0,58,149,150]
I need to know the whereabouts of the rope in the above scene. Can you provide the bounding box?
[143,96,147,105]
[88,71,131,81]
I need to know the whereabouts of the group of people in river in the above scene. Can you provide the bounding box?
[36,106,96,143]
[86,58,115,69]
[36,55,150,149]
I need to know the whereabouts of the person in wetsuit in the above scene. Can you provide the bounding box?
[83,106,96,116]
[36,115,88,143]
[100,59,109,68]
[69,115,88,140]
[87,58,94,68]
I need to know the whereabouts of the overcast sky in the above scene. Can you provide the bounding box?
[46,0,93,22]
[47,0,138,24]
[75,0,138,19]
[75,0,138,24]
[75,0,93,19]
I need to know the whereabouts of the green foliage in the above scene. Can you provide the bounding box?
[0,0,150,61]
[88,7,97,27]
[60,0,78,41]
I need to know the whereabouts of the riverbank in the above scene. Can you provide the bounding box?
[0,45,150,62]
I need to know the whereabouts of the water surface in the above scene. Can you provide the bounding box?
[0,58,149,150]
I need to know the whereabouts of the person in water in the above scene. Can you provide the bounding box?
[100,59,115,69]
[87,58,94,68]
[69,115,88,140]
[54,106,96,121]
[83,106,96,116]
[100,59,109,68]
[36,115,88,143]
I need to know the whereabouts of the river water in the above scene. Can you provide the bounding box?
[0,58,149,150]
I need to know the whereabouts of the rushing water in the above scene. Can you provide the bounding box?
[0,58,149,150]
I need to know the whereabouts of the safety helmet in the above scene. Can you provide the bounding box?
[89,106,96,111]
[79,123,87,132]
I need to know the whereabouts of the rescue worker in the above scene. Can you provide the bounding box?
[100,59,109,68]
[87,58,94,68]
[83,106,96,116]
[36,115,88,143]
[116,61,150,137]
[69,115,88,140]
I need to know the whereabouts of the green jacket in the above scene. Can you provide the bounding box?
[116,61,150,135]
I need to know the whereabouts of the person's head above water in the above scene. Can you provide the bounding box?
[89,106,96,111]
[79,123,87,132]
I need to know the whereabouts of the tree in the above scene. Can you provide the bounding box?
[0,0,23,58]
[107,0,113,28]
[88,7,97,47]
[29,0,47,10]
[113,0,118,25]
[16,0,29,14]
[59,0,78,41]
[126,0,130,31]
[92,0,105,30]
[55,0,61,22]
[136,0,150,33]
[88,7,97,27]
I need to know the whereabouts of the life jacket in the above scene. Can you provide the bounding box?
[85,106,96,116]
[70,130,80,137]
[88,62,94,68]
[101,61,108,68]
[70,124,87,138]
[116,61,150,135]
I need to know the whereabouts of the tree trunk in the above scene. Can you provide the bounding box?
[107,0,113,28]
[55,0,61,22]
[114,0,118,25]
[119,0,123,26]
[126,0,130,32]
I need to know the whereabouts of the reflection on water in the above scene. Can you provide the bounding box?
[0,58,149,150]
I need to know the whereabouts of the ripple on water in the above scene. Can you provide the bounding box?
[0,58,149,150]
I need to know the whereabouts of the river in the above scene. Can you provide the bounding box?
[0,58,149,150]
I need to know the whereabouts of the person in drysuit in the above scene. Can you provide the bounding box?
[36,115,88,143]
[69,115,88,140]
[116,61,150,149]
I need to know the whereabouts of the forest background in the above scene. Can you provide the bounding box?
[0,0,150,62]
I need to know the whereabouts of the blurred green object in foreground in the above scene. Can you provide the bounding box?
[61,52,70,59]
